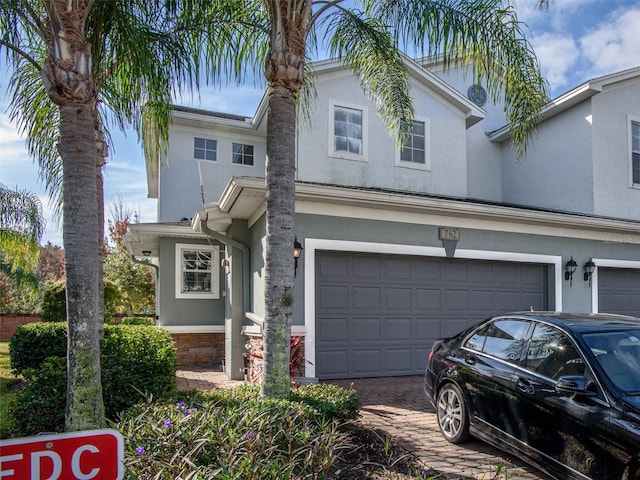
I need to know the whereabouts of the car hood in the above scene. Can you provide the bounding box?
[622,395,640,414]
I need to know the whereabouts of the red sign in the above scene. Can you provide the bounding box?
[0,429,124,480]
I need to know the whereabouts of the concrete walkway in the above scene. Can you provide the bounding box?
[176,370,550,480]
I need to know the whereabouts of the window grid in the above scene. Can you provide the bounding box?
[632,120,639,184]
[194,137,217,161]
[232,143,254,165]
[334,106,363,155]
[400,121,426,164]
[181,250,212,293]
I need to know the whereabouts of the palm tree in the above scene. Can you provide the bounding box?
[0,184,45,288]
[231,0,548,398]
[0,0,262,430]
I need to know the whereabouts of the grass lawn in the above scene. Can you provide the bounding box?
[0,342,19,437]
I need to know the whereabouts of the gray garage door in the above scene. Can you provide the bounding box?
[315,252,548,379]
[598,268,640,317]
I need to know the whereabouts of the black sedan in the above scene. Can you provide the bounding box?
[425,312,640,480]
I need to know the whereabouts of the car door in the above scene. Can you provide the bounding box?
[514,322,611,479]
[460,318,531,437]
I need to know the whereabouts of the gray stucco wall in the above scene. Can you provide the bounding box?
[292,212,640,325]
[501,100,595,213]
[159,127,266,223]
[297,72,469,198]
[157,236,225,326]
[591,82,640,220]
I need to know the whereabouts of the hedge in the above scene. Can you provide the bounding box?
[8,323,177,436]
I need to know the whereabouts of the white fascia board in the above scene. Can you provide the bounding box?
[217,177,640,242]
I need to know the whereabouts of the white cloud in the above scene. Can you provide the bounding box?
[579,7,640,76]
[531,32,581,93]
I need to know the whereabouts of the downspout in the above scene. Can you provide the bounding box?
[199,215,252,314]
[130,256,160,318]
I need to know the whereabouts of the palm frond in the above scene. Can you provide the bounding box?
[369,0,549,158]
[323,8,414,144]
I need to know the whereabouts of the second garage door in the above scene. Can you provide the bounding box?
[315,252,548,379]
[598,267,640,317]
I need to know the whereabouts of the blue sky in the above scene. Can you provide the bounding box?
[1,0,639,246]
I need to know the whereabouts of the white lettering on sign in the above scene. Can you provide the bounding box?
[0,428,123,480]
[72,444,101,480]
[31,450,62,480]
[0,454,23,478]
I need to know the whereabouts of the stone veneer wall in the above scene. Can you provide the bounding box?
[244,334,306,382]
[171,332,225,369]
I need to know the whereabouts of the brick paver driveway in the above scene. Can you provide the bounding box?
[329,376,551,480]
[177,371,551,479]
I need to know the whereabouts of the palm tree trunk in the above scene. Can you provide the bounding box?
[262,82,298,398]
[59,103,106,430]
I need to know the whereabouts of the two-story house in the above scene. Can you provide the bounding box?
[125,56,640,381]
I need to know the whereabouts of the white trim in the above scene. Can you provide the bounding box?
[590,258,640,313]
[395,118,431,171]
[328,100,368,162]
[303,238,562,378]
[242,325,307,336]
[629,115,640,188]
[175,243,220,299]
[161,325,225,334]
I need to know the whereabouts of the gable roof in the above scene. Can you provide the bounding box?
[146,55,487,198]
[489,65,640,142]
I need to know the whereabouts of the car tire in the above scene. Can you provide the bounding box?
[436,382,471,444]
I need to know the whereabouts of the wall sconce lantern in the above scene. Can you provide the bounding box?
[142,250,151,257]
[293,238,303,276]
[564,257,577,286]
[584,258,596,287]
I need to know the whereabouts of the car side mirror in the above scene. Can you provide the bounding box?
[555,375,596,397]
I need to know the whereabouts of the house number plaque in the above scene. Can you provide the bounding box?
[439,227,460,241]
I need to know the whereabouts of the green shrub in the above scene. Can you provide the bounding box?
[290,383,361,421]
[119,390,349,480]
[120,316,155,326]
[9,322,67,374]
[40,281,66,322]
[39,280,121,323]
[9,357,67,436]
[9,324,177,436]
[101,324,176,416]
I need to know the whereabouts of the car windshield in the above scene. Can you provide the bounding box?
[583,329,640,394]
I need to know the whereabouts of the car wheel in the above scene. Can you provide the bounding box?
[436,382,471,444]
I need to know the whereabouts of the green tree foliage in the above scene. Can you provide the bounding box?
[104,199,155,315]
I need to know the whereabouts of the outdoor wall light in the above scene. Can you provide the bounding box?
[564,257,578,286]
[293,238,303,276]
[584,258,596,287]
[142,250,151,257]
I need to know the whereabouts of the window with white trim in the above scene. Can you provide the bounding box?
[232,143,254,165]
[396,119,430,170]
[194,137,217,161]
[632,120,640,185]
[329,101,367,160]
[175,243,220,299]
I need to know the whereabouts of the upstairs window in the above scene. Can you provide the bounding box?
[397,119,430,170]
[334,106,362,154]
[232,143,254,165]
[194,137,217,161]
[330,102,367,160]
[400,120,426,164]
[632,120,639,185]
[175,243,219,299]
